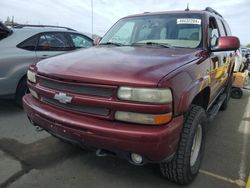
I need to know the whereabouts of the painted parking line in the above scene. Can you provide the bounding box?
[246,175,250,188]
[238,92,250,187]
[199,170,246,187]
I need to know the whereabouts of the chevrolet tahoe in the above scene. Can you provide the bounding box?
[23,7,240,184]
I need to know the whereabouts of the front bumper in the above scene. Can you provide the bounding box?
[23,94,183,162]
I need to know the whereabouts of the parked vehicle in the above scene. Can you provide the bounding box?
[23,7,239,184]
[231,52,250,99]
[231,71,249,99]
[0,23,93,106]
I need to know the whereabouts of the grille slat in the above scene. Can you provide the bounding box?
[42,97,110,116]
[39,78,113,97]
[37,76,113,116]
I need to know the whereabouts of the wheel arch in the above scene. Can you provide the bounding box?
[176,79,211,115]
[191,87,210,111]
[16,74,27,95]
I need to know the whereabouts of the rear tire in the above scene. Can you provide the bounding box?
[16,77,28,107]
[160,105,206,185]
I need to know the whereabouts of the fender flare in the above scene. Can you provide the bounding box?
[176,75,210,115]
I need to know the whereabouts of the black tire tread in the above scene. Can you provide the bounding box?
[160,105,206,185]
[15,77,27,107]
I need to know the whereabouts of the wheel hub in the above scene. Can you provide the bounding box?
[190,124,202,167]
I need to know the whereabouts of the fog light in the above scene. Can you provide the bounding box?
[131,153,143,164]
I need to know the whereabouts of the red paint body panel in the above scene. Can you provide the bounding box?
[23,94,183,161]
[36,47,201,87]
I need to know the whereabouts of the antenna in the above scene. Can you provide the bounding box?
[185,3,190,11]
[91,0,94,38]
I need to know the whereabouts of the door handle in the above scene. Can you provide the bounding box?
[41,55,49,59]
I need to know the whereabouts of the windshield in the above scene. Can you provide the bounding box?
[100,13,203,49]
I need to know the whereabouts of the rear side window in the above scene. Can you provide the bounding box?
[222,21,232,36]
[216,19,226,36]
[69,33,93,48]
[17,35,39,51]
[37,33,72,51]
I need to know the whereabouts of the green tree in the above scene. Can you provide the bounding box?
[246,44,250,48]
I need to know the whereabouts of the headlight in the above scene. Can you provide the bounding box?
[115,111,172,125]
[27,70,36,83]
[117,87,172,103]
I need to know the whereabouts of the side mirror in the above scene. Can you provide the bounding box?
[211,36,240,52]
[93,36,102,46]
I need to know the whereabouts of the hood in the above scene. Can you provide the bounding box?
[37,46,202,87]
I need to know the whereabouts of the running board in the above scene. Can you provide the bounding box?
[207,93,226,122]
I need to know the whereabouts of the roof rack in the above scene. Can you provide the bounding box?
[205,7,223,18]
[12,24,76,31]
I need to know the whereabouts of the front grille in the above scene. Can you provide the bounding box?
[39,78,113,97]
[42,97,110,116]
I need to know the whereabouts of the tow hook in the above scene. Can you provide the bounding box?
[35,126,44,132]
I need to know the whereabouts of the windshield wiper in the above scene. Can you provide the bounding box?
[99,42,124,46]
[132,42,173,48]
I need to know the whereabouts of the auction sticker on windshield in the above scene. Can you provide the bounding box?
[177,18,201,25]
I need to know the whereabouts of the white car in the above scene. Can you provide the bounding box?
[0,22,93,106]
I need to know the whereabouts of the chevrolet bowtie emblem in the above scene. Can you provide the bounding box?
[54,92,72,104]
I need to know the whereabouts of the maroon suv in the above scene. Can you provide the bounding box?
[23,7,240,184]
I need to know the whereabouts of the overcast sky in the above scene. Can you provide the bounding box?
[0,0,249,45]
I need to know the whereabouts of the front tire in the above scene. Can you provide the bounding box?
[16,77,28,107]
[160,105,206,185]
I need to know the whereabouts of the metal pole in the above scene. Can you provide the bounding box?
[91,0,93,38]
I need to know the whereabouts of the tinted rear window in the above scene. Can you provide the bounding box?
[17,35,39,51]
[0,31,10,40]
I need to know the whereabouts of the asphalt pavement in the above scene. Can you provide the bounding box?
[0,89,249,188]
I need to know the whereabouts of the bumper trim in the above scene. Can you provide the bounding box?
[23,94,183,162]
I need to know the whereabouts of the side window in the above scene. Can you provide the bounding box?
[37,33,71,51]
[110,22,135,44]
[209,17,220,47]
[216,19,226,36]
[69,34,93,48]
[17,35,38,51]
